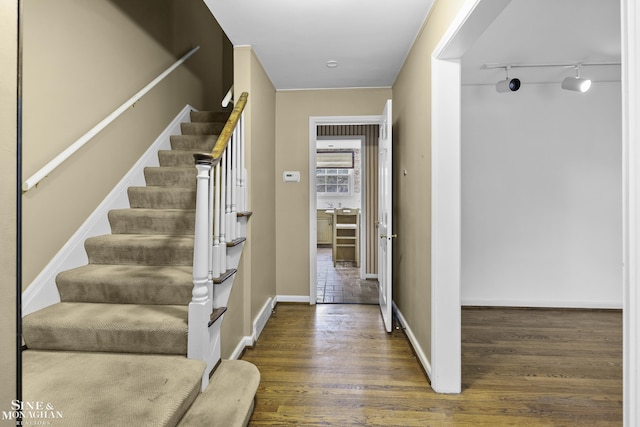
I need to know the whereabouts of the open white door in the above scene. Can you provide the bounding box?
[378,99,393,332]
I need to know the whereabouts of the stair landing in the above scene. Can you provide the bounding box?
[178,360,260,427]
[22,351,260,427]
[22,350,205,427]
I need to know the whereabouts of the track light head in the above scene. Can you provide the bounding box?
[496,78,521,93]
[496,66,520,93]
[561,76,591,92]
[561,65,591,92]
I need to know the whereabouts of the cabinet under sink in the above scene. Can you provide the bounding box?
[317,210,333,244]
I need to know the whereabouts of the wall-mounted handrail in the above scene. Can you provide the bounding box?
[221,85,234,108]
[21,46,201,193]
[211,92,248,161]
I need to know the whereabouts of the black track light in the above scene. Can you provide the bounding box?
[496,66,520,93]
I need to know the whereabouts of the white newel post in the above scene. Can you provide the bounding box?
[188,154,214,366]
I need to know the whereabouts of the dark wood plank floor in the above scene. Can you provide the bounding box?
[241,304,622,426]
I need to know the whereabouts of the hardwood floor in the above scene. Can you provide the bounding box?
[241,304,622,426]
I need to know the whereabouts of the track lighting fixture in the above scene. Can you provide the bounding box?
[496,66,521,93]
[483,61,619,94]
[561,65,592,93]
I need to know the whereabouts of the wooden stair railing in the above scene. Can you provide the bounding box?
[188,92,249,390]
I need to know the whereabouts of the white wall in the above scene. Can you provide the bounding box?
[461,81,622,308]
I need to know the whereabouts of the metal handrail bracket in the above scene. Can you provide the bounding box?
[221,85,234,108]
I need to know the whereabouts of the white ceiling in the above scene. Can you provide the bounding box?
[204,0,435,90]
[204,0,621,90]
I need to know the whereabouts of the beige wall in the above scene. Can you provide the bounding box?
[274,88,392,296]
[21,0,229,289]
[111,0,233,111]
[391,0,467,363]
[171,0,233,110]
[0,1,18,418]
[246,49,277,325]
[221,46,277,357]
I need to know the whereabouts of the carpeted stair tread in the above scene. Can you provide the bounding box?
[180,122,225,135]
[170,135,218,151]
[57,264,193,305]
[158,149,211,167]
[190,111,229,123]
[85,234,193,266]
[109,208,196,235]
[22,302,188,354]
[144,166,197,187]
[177,360,260,427]
[23,350,204,427]
[128,186,196,209]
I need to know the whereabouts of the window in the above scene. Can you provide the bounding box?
[316,168,351,195]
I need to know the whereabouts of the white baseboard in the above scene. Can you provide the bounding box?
[276,295,310,303]
[364,274,378,280]
[460,298,623,310]
[229,336,254,360]
[393,301,432,381]
[254,296,276,342]
[22,105,196,316]
[228,296,276,360]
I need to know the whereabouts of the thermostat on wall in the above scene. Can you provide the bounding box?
[283,171,300,182]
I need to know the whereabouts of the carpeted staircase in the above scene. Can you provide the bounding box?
[21,111,259,426]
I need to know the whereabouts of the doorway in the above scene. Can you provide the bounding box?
[308,116,381,306]
[315,136,377,304]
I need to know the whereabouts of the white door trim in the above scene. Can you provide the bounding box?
[430,0,511,394]
[309,115,381,305]
[430,56,462,393]
[622,0,640,424]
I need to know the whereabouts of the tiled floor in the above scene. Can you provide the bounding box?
[316,247,379,304]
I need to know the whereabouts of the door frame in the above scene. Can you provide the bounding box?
[431,0,639,422]
[621,1,640,423]
[309,115,380,305]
